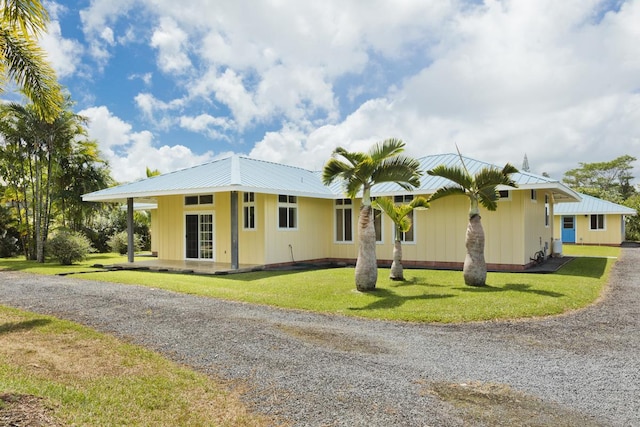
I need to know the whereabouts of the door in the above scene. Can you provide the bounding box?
[185,213,215,260]
[561,215,576,243]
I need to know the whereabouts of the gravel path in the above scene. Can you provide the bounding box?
[0,248,638,426]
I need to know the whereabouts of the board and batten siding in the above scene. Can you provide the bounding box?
[553,213,624,245]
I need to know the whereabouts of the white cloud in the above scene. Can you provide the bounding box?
[70,0,640,183]
[80,106,216,182]
[179,113,233,140]
[40,19,84,79]
[150,17,192,74]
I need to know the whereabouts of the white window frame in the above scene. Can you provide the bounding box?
[334,199,353,243]
[589,214,606,231]
[393,195,416,244]
[278,195,298,230]
[243,192,256,230]
[498,190,511,201]
[185,194,215,206]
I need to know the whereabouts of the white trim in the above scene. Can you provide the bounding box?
[184,211,216,261]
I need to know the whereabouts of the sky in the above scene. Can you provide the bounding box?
[25,0,640,183]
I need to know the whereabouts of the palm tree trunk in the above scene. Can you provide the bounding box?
[355,204,378,291]
[390,239,404,280]
[463,214,487,286]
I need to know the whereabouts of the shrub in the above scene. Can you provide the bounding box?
[47,231,94,265]
[108,231,142,255]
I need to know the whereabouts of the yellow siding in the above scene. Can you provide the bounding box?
[149,209,158,254]
[156,195,186,260]
[263,195,333,264]
[554,214,624,245]
[152,189,554,267]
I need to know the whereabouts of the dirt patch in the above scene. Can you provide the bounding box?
[428,381,608,427]
[0,393,61,427]
[277,324,392,354]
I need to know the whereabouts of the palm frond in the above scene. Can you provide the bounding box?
[477,186,499,211]
[369,138,405,162]
[409,196,429,210]
[0,26,63,121]
[321,158,351,185]
[427,164,472,189]
[428,186,466,203]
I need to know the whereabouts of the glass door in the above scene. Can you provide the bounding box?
[185,214,214,260]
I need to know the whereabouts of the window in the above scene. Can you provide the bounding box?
[530,189,537,201]
[374,209,383,242]
[544,195,550,227]
[394,195,414,243]
[243,192,256,230]
[590,214,605,230]
[498,190,511,200]
[335,199,353,242]
[185,194,214,206]
[278,195,297,229]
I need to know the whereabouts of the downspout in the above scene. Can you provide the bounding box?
[127,197,134,263]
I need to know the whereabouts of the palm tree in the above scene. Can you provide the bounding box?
[0,0,63,121]
[322,138,422,291]
[427,151,518,286]
[372,196,429,280]
[0,100,88,261]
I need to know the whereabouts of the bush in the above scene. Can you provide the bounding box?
[108,231,142,255]
[47,231,94,265]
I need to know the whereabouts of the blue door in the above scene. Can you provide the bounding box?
[562,216,576,243]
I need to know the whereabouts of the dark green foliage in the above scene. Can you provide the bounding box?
[108,231,142,255]
[47,230,94,265]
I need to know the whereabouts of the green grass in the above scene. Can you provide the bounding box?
[0,306,268,426]
[0,246,618,323]
[560,244,621,258]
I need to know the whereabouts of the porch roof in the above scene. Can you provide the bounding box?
[82,153,581,203]
[554,193,636,216]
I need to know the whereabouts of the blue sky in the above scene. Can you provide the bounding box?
[27,0,640,182]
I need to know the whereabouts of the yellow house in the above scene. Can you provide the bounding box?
[554,193,636,246]
[83,154,580,271]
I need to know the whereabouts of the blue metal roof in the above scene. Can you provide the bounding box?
[554,193,636,216]
[83,153,580,203]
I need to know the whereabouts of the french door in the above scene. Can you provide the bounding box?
[185,213,214,260]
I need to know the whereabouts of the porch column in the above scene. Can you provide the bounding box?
[230,191,239,270]
[127,197,134,263]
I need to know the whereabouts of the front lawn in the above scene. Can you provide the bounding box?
[0,246,618,323]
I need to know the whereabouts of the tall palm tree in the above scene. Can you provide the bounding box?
[322,138,422,291]
[372,196,429,280]
[0,0,63,121]
[0,100,87,261]
[427,151,518,286]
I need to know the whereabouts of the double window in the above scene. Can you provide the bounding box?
[185,194,214,206]
[590,214,605,230]
[278,195,297,229]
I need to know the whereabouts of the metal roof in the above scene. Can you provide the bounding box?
[83,153,581,203]
[554,193,636,216]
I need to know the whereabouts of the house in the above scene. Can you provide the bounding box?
[82,153,580,271]
[554,193,636,246]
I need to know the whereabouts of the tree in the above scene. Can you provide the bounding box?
[372,196,429,280]
[0,0,63,121]
[0,101,90,261]
[427,151,518,286]
[322,139,422,291]
[562,155,636,202]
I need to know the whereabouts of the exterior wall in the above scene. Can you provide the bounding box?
[263,195,333,264]
[150,209,158,255]
[553,213,625,245]
[155,195,186,260]
[152,189,552,269]
[522,190,554,262]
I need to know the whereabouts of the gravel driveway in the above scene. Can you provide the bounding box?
[0,248,638,426]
